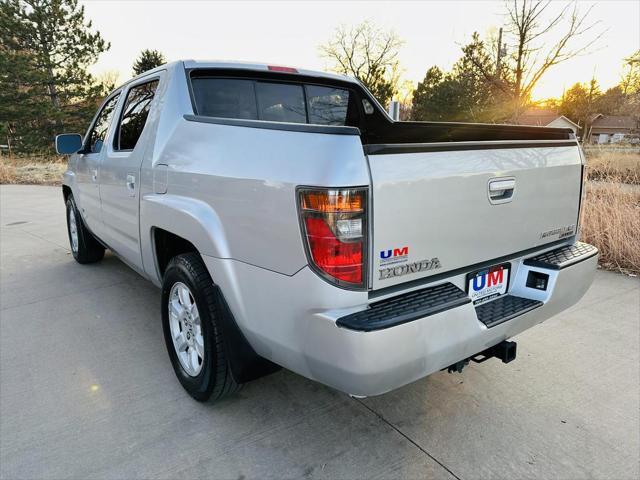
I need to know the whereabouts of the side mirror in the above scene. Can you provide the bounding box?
[55,134,83,155]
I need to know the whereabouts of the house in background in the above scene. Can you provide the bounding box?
[586,115,639,144]
[510,109,581,137]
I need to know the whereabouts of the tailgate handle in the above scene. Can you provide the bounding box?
[488,178,515,204]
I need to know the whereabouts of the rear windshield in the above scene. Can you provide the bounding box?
[190,77,357,126]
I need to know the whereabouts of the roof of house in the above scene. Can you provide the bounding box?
[589,115,638,130]
[587,113,602,125]
[512,110,579,129]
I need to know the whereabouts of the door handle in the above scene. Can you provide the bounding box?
[91,169,98,182]
[126,174,136,196]
[488,177,515,204]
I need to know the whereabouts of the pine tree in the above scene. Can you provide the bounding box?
[411,34,512,123]
[132,49,165,76]
[0,0,109,153]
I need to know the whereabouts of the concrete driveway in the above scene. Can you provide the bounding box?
[1,184,639,480]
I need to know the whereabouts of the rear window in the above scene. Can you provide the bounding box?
[191,78,257,119]
[306,85,349,126]
[190,77,357,127]
[255,82,306,123]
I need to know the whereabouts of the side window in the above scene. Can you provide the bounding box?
[116,80,159,151]
[86,93,120,154]
[306,85,350,126]
[190,78,257,119]
[255,82,306,123]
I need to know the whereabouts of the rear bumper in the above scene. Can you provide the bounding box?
[203,242,598,397]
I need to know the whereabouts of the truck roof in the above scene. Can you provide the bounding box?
[120,60,359,92]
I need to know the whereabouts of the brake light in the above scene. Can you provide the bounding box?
[268,65,298,73]
[298,188,368,289]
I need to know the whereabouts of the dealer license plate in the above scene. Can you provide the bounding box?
[467,263,510,305]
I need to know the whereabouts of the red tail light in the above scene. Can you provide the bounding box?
[268,65,298,73]
[298,188,368,289]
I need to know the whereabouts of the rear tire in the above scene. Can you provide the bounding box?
[66,196,105,264]
[161,253,240,403]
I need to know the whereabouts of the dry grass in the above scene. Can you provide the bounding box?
[585,148,640,184]
[0,155,66,185]
[580,182,640,275]
[581,149,640,274]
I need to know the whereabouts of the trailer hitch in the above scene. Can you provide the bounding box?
[445,340,517,374]
[471,340,517,364]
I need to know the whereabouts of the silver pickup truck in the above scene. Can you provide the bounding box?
[56,60,598,403]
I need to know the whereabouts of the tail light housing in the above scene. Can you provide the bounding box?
[298,187,368,290]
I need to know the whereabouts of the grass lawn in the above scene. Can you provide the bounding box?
[0,155,66,186]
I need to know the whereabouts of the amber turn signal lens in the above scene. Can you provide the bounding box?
[300,190,365,213]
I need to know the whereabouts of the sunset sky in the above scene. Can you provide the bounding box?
[82,0,640,101]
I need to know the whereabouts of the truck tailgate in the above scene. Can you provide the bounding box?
[368,141,582,290]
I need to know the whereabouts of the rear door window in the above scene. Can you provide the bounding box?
[116,80,159,151]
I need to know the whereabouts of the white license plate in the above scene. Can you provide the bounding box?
[467,263,510,305]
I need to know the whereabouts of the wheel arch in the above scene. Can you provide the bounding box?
[62,167,76,200]
[152,227,199,279]
[62,185,72,202]
[141,194,231,286]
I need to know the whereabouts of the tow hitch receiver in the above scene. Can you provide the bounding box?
[471,340,517,364]
[445,340,517,374]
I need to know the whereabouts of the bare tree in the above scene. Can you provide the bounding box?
[463,1,604,115]
[505,0,606,113]
[319,21,403,107]
[95,70,120,94]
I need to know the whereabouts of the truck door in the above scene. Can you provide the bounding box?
[99,76,160,272]
[75,92,120,238]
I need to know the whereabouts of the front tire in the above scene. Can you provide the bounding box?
[161,253,240,402]
[66,196,105,264]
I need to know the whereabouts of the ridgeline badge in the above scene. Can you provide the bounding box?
[379,258,442,280]
[540,224,575,240]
